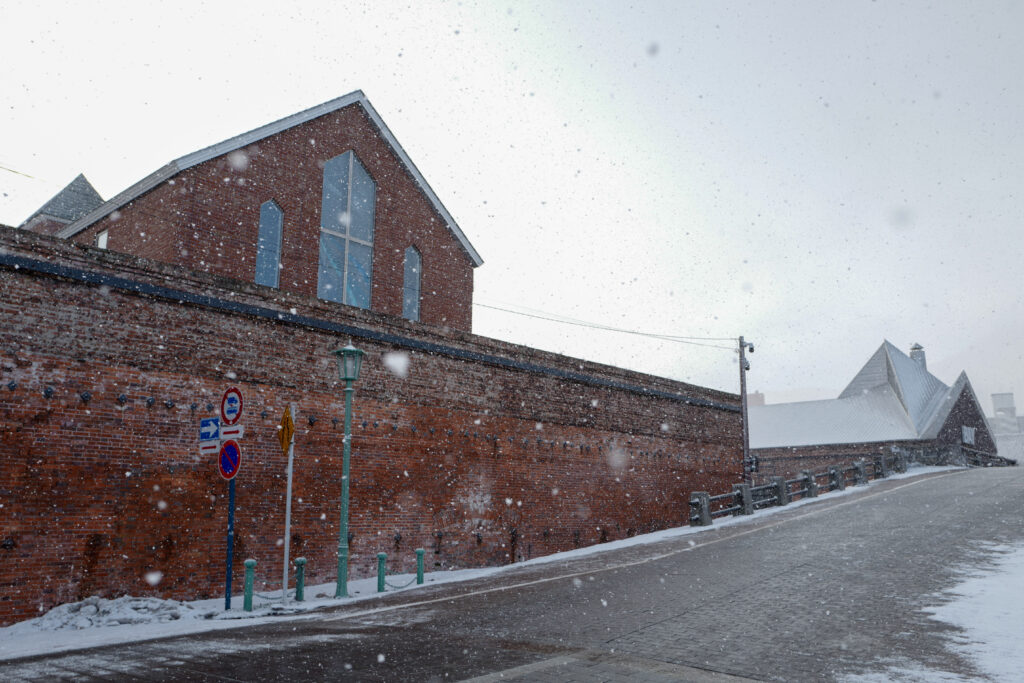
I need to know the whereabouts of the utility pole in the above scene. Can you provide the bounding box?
[738,336,754,484]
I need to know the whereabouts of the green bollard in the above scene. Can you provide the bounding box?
[416,548,425,585]
[377,552,387,593]
[295,557,306,602]
[243,559,257,612]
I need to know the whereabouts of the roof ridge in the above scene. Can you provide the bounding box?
[56,92,482,267]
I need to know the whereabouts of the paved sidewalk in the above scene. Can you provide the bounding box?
[2,466,1021,681]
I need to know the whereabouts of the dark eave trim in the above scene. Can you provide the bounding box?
[0,252,738,414]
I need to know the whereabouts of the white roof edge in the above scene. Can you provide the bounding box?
[357,97,482,267]
[59,91,485,266]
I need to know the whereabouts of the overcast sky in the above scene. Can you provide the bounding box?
[2,1,1022,410]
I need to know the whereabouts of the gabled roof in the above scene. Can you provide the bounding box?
[20,174,103,227]
[57,91,483,267]
[919,371,992,440]
[751,341,978,449]
[839,340,949,433]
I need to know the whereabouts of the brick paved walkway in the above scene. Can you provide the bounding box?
[2,467,1021,681]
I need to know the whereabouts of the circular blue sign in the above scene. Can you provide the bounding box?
[221,387,243,425]
[219,440,242,480]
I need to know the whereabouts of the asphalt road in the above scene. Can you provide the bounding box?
[4,466,1023,682]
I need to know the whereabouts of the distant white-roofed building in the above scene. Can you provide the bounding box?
[989,393,1024,464]
[749,341,1007,480]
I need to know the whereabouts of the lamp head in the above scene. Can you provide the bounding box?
[333,344,365,383]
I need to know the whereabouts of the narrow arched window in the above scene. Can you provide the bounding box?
[255,200,283,288]
[402,246,421,321]
[317,151,375,309]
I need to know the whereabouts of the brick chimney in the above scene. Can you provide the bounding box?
[909,343,926,370]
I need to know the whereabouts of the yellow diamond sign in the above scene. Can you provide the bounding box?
[278,405,295,455]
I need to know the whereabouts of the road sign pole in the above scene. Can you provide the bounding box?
[225,477,236,610]
[281,403,296,603]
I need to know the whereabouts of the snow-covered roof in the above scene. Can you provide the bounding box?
[838,340,949,433]
[57,91,483,267]
[19,174,103,227]
[751,341,979,449]
[751,387,918,448]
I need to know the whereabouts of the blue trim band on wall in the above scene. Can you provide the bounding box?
[0,251,740,413]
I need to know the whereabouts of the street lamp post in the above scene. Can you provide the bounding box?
[332,343,364,598]
[738,336,754,485]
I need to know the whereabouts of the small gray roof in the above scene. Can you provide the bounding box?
[751,341,978,449]
[58,91,483,267]
[20,174,103,227]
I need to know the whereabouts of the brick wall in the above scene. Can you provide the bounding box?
[752,441,914,482]
[934,382,997,454]
[69,102,476,331]
[0,227,741,625]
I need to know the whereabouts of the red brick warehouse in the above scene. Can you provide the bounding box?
[1,92,743,626]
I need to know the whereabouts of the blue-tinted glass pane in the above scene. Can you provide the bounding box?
[317,231,346,303]
[321,153,351,234]
[346,241,372,309]
[349,158,375,243]
[402,247,421,321]
[255,201,283,288]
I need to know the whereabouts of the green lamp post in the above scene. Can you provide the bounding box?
[333,343,364,598]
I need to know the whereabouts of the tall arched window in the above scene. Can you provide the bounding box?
[255,200,283,288]
[402,246,421,322]
[317,151,375,308]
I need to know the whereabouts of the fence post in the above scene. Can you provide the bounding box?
[415,548,425,585]
[243,559,256,612]
[802,471,818,498]
[773,477,790,506]
[878,455,890,478]
[377,552,387,593]
[830,467,845,490]
[294,557,306,602]
[690,492,712,526]
[855,460,868,485]
[732,483,754,515]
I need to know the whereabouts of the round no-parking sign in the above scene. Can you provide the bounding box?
[219,439,242,480]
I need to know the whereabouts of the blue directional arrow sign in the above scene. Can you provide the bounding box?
[200,417,220,442]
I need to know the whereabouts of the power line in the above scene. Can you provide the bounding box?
[473,301,737,350]
[0,165,40,180]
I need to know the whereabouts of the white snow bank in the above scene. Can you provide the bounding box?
[925,542,1024,681]
[5,595,218,632]
[0,464,962,662]
[843,516,1024,682]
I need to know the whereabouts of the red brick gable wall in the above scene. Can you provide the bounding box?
[71,103,475,331]
[0,228,741,626]
[934,384,997,453]
[20,216,70,236]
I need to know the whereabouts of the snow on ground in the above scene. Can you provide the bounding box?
[924,541,1024,681]
[842,517,1024,682]
[0,465,961,662]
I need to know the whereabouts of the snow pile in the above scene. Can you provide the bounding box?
[925,542,1024,681]
[6,596,217,633]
